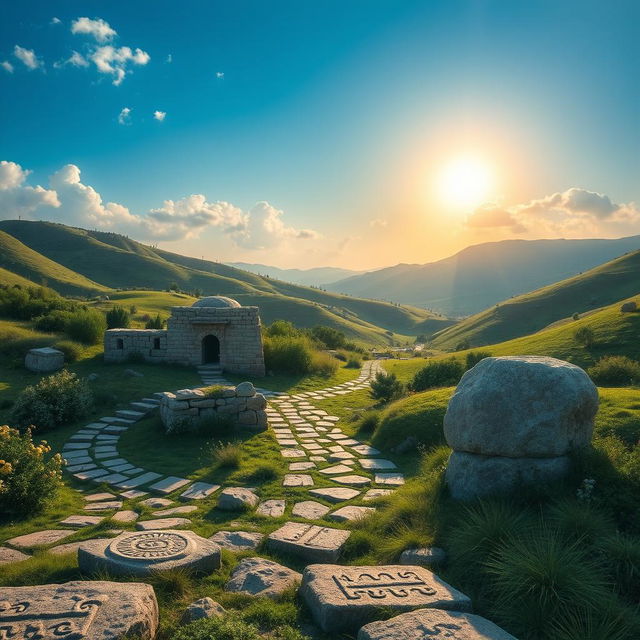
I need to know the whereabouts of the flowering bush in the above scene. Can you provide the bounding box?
[0,425,64,516]
[11,370,93,432]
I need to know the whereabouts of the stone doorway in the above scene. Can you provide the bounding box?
[202,335,220,364]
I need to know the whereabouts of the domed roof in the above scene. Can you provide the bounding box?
[191,296,241,309]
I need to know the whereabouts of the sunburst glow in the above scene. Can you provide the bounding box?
[439,154,494,210]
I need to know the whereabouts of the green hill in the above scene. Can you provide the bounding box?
[0,230,107,296]
[431,249,640,350]
[0,220,452,343]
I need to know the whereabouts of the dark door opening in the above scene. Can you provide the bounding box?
[202,335,220,364]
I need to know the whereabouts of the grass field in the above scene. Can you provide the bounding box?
[432,249,640,350]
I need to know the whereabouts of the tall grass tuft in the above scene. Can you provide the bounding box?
[209,441,241,468]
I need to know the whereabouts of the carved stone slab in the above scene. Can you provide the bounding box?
[0,580,158,639]
[267,522,350,562]
[301,564,472,632]
[78,529,220,577]
[358,608,518,640]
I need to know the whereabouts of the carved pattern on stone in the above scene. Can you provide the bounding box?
[0,595,105,639]
[111,532,189,562]
[331,570,437,601]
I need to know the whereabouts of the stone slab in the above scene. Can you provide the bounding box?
[136,518,191,530]
[0,581,158,639]
[7,529,76,549]
[225,557,302,599]
[332,475,371,486]
[112,510,140,523]
[319,464,354,475]
[0,546,29,565]
[292,501,331,519]
[289,462,316,471]
[358,608,518,640]
[359,459,397,470]
[283,474,314,487]
[209,530,264,552]
[309,487,361,503]
[180,482,220,500]
[328,506,376,522]
[60,515,104,529]
[114,471,162,489]
[139,497,173,508]
[375,473,405,486]
[268,522,350,562]
[149,476,190,494]
[217,487,259,510]
[121,489,148,499]
[152,505,198,516]
[301,564,472,632]
[78,530,220,577]
[84,500,123,511]
[257,499,286,517]
[84,492,115,502]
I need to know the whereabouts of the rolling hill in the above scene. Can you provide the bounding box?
[0,220,452,344]
[431,249,640,350]
[227,262,364,286]
[326,236,640,315]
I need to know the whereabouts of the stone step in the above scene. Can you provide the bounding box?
[129,402,158,412]
[100,417,136,426]
[142,397,161,405]
[115,409,145,421]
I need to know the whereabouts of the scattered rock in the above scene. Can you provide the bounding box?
[217,487,259,510]
[0,546,29,565]
[208,530,264,552]
[399,547,447,567]
[621,301,637,312]
[257,499,286,517]
[78,529,220,577]
[292,500,331,519]
[112,510,139,523]
[236,381,256,397]
[183,597,226,623]
[301,564,471,632]
[139,497,173,509]
[358,608,518,640]
[268,522,350,562]
[225,557,302,598]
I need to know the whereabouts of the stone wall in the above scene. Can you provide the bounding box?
[104,329,168,363]
[158,382,268,434]
[103,305,265,376]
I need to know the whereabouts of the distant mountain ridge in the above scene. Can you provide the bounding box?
[325,236,640,316]
[0,220,451,344]
[227,262,366,287]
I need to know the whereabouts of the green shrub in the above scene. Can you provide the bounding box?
[0,425,64,516]
[575,326,596,348]
[65,309,106,344]
[264,335,312,375]
[33,310,74,332]
[588,356,640,386]
[310,325,347,349]
[11,370,93,432]
[106,305,130,329]
[465,350,491,370]
[145,313,165,329]
[409,358,464,391]
[357,410,380,434]
[310,349,339,376]
[264,320,300,338]
[370,371,404,403]
[53,340,83,363]
[0,285,75,321]
[171,617,263,640]
[346,354,363,368]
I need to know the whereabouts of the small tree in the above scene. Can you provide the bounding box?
[106,305,131,329]
[145,314,166,329]
[129,305,138,315]
[168,282,179,292]
[370,371,404,403]
[575,326,596,348]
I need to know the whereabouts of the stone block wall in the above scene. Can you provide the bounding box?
[158,382,268,434]
[104,329,168,363]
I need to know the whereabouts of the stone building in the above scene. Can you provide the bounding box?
[104,296,265,376]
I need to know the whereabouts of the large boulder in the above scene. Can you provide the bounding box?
[0,580,158,639]
[444,356,598,458]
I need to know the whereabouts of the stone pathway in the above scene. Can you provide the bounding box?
[3,358,400,560]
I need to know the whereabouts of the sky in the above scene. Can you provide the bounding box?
[1,0,639,270]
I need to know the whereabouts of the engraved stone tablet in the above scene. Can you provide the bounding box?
[301,564,472,632]
[0,580,158,639]
[358,608,518,640]
[267,522,350,562]
[78,529,220,577]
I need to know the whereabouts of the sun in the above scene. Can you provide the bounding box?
[438,154,494,210]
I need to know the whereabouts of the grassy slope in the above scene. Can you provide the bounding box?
[0,266,37,288]
[0,230,107,296]
[432,249,640,350]
[0,220,450,340]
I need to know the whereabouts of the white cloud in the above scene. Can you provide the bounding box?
[370,218,388,228]
[153,110,166,122]
[118,107,132,125]
[13,45,42,70]
[216,71,224,78]
[51,17,61,25]
[71,17,116,43]
[0,161,320,249]
[54,50,90,69]
[0,161,59,217]
[235,202,320,250]
[466,187,640,238]
[1,61,13,73]
[90,45,150,85]
[166,54,172,63]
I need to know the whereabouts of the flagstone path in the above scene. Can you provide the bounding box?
[2,359,405,560]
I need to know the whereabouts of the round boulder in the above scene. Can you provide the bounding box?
[444,356,598,458]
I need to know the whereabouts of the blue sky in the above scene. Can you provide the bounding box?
[1,1,638,269]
